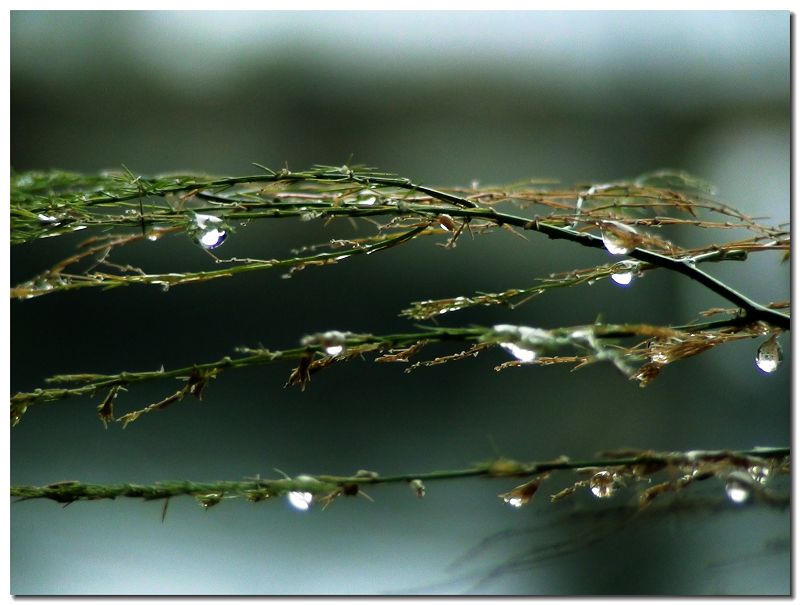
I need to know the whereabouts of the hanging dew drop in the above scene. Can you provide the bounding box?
[601,221,638,255]
[611,272,633,286]
[287,491,313,511]
[191,213,228,250]
[610,260,639,286]
[589,471,616,498]
[725,471,753,504]
[504,496,524,508]
[755,336,782,374]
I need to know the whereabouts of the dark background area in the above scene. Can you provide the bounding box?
[10,11,790,594]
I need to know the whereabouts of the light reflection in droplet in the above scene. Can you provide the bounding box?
[192,213,228,250]
[500,342,536,363]
[755,336,783,374]
[287,491,313,511]
[725,476,751,504]
[610,272,633,286]
[505,496,524,508]
[601,222,638,255]
[589,471,616,498]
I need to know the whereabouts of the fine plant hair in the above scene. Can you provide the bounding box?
[10,163,790,512]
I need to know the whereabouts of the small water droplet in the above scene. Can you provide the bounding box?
[601,221,638,255]
[505,496,524,508]
[37,213,61,225]
[356,190,377,206]
[325,345,344,356]
[409,479,426,499]
[500,343,536,363]
[287,491,313,511]
[748,465,770,485]
[589,471,616,498]
[438,214,456,231]
[755,336,783,374]
[725,471,753,503]
[191,213,228,250]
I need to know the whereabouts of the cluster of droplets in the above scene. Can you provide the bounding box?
[755,335,783,374]
[14,275,67,300]
[189,213,228,250]
[490,324,552,363]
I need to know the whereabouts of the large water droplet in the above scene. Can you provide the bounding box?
[589,471,616,498]
[287,491,313,511]
[192,213,228,250]
[755,336,783,374]
[601,221,639,255]
[325,345,344,356]
[725,471,753,504]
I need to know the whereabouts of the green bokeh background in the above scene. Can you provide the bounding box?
[10,11,790,595]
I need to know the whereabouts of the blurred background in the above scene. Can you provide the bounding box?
[10,11,790,595]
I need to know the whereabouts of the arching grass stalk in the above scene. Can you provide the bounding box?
[11,166,789,329]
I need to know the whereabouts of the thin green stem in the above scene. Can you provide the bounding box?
[10,447,789,505]
[10,319,769,426]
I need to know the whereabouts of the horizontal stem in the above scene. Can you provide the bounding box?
[11,447,789,504]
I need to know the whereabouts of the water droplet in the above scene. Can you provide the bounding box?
[725,471,753,503]
[301,330,350,355]
[601,221,639,255]
[438,214,456,231]
[196,493,223,510]
[755,336,783,374]
[589,471,616,498]
[287,491,313,511]
[748,465,771,485]
[409,479,426,499]
[300,210,323,221]
[505,496,524,508]
[499,342,536,363]
[492,324,550,362]
[37,213,60,225]
[610,260,640,286]
[610,272,633,286]
[356,190,377,206]
[191,213,227,250]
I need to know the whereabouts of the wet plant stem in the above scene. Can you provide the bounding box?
[10,447,789,505]
[9,318,762,415]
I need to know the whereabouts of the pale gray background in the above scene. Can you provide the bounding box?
[10,11,790,595]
